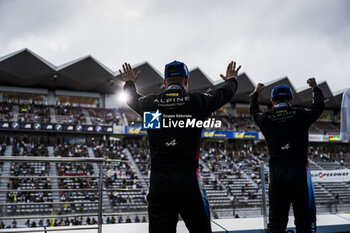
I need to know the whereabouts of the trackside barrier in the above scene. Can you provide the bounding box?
[0,156,271,233]
[260,162,268,233]
[0,156,104,233]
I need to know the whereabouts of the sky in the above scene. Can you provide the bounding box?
[0,0,349,93]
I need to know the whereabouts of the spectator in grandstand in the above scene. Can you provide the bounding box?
[86,217,91,225]
[11,219,16,228]
[120,60,240,233]
[31,221,37,228]
[250,78,324,233]
[25,219,30,228]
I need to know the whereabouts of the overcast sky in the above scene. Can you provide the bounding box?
[0,0,349,93]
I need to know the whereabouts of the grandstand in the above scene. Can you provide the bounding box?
[0,48,349,232]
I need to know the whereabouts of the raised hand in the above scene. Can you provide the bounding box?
[220,61,241,80]
[119,62,141,82]
[254,83,265,93]
[307,77,317,88]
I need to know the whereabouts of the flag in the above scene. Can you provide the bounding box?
[50,210,54,227]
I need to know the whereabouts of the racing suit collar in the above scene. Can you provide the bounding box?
[166,83,185,91]
[273,102,290,109]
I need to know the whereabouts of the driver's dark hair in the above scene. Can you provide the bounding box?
[165,76,188,86]
[272,95,292,103]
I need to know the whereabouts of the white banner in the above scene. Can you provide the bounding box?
[310,169,350,182]
[308,134,324,142]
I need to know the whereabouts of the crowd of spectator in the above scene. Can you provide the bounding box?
[88,108,121,126]
[92,140,124,159]
[7,179,51,204]
[55,105,87,124]
[0,100,342,136]
[56,162,94,176]
[0,141,7,155]
[54,143,89,157]
[94,140,147,209]
[211,113,259,132]
[18,103,50,123]
[53,142,100,212]
[119,108,142,126]
[126,141,150,177]
[2,137,350,227]
[0,102,13,121]
[57,176,99,213]
[9,146,51,205]
[0,215,148,229]
[13,141,48,157]
[309,146,350,161]
[7,158,52,214]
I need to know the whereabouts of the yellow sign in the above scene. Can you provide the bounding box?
[128,128,147,134]
[166,93,179,97]
[234,132,245,138]
[203,131,215,137]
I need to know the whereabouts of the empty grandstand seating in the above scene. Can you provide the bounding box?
[7,160,53,214]
[94,141,147,211]
[310,121,340,135]
[214,115,259,132]
[55,143,99,213]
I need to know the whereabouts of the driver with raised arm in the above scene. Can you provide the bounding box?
[250,78,324,233]
[120,60,241,233]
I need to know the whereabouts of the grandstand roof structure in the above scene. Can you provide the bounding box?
[214,73,256,103]
[0,48,345,108]
[0,48,122,94]
[334,89,347,106]
[298,82,338,109]
[115,62,164,95]
[188,68,215,92]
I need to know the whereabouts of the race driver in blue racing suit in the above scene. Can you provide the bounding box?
[119,60,240,233]
[250,78,324,233]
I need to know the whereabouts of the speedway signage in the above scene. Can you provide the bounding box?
[124,126,259,140]
[310,170,350,182]
[202,130,233,138]
[232,131,259,139]
[126,126,147,135]
[202,130,259,139]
